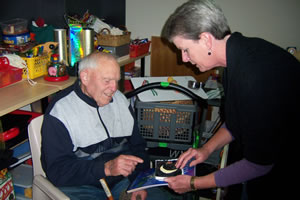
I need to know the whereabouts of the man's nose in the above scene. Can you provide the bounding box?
[110,81,118,91]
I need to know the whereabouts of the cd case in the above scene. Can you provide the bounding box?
[155,159,183,181]
[127,158,195,193]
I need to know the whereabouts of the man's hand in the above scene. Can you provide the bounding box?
[105,155,143,177]
[131,190,147,200]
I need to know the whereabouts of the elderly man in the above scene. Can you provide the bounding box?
[41,52,150,200]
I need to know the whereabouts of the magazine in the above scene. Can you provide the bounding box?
[127,158,195,193]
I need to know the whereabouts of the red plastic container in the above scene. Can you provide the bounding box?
[0,57,23,88]
[124,62,134,72]
[124,80,133,91]
[130,42,151,58]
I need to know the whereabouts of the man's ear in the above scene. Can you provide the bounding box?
[80,69,89,85]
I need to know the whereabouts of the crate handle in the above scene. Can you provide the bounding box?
[125,82,208,107]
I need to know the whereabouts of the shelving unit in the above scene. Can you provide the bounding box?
[119,52,150,92]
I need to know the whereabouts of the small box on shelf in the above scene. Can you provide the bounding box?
[0,18,28,36]
[98,43,130,58]
[0,65,22,88]
[130,42,151,58]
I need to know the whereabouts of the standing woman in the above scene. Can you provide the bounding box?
[162,0,299,199]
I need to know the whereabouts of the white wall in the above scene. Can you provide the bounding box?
[126,0,300,76]
[126,0,187,75]
[217,0,300,48]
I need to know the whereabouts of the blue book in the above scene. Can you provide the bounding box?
[127,159,195,193]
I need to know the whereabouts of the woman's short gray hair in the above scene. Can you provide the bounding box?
[162,0,231,42]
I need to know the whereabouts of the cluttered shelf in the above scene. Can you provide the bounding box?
[0,14,151,90]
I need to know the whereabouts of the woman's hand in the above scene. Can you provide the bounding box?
[165,175,192,194]
[176,126,233,169]
[166,173,216,194]
[176,147,210,169]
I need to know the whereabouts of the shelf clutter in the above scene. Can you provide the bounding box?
[0,11,151,90]
[0,163,34,200]
[0,168,15,200]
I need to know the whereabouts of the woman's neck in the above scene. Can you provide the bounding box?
[214,34,231,67]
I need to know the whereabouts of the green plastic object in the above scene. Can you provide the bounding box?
[158,142,168,148]
[160,82,169,87]
[192,130,200,148]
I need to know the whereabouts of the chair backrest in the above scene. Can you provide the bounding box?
[28,115,46,177]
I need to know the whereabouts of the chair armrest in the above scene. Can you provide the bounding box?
[33,175,70,200]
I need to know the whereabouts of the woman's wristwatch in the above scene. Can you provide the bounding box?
[190,176,196,191]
